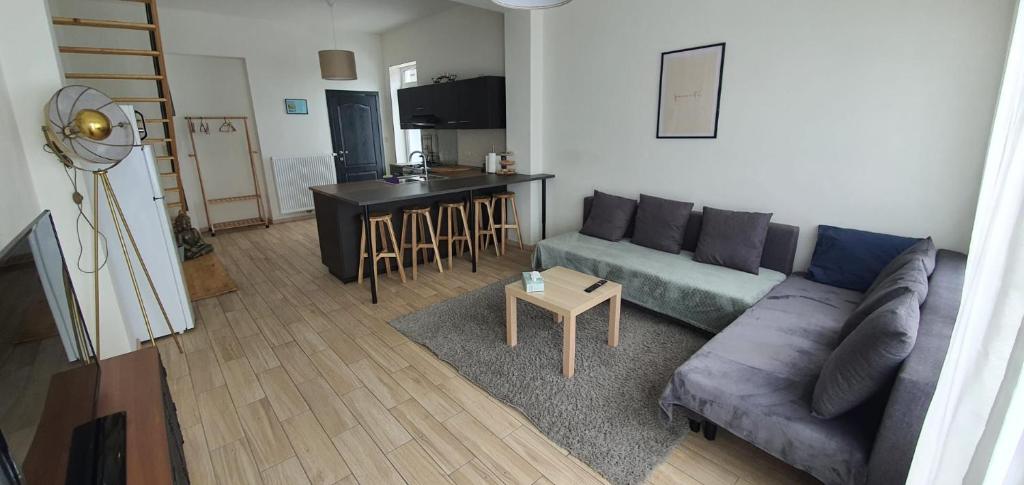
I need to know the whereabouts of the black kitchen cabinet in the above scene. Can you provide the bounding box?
[434,81,460,128]
[396,86,431,125]
[397,76,505,130]
[457,76,505,129]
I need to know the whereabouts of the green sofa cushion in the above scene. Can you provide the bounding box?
[533,232,786,334]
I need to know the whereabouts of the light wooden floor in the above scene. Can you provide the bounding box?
[158,218,819,485]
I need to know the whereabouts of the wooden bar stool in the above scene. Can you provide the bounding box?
[435,201,473,270]
[400,206,444,280]
[473,195,501,258]
[358,212,406,285]
[493,192,525,255]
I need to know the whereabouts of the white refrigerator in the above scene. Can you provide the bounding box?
[94,106,195,343]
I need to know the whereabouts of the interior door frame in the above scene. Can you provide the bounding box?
[325,89,387,181]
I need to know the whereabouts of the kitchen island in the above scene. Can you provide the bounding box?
[311,172,554,303]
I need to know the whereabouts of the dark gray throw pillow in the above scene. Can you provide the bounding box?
[692,207,773,274]
[631,194,694,253]
[838,258,929,342]
[812,292,920,419]
[580,191,637,242]
[864,237,937,295]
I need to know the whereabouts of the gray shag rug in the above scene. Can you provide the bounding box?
[390,278,710,485]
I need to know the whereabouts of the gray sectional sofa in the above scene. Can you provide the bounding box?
[532,195,965,485]
[533,196,800,334]
[660,250,966,485]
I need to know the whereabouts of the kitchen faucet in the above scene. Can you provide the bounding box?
[409,151,429,178]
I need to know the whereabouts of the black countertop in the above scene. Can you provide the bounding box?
[310,173,554,206]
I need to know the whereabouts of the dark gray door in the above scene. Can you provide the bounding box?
[326,90,385,182]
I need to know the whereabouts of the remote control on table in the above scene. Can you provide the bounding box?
[584,279,608,293]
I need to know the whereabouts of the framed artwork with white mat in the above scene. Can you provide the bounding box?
[656,42,726,139]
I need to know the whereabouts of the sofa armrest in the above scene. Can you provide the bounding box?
[866,250,966,485]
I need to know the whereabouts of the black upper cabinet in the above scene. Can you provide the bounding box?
[396,87,431,125]
[397,76,505,130]
[457,77,506,129]
[434,82,460,127]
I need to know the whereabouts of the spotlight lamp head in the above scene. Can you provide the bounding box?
[42,85,138,173]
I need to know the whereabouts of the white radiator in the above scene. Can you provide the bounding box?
[271,153,337,214]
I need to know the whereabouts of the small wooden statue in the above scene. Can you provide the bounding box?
[173,210,213,260]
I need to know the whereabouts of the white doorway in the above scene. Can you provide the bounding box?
[165,54,264,230]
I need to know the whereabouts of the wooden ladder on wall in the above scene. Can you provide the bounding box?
[52,0,187,213]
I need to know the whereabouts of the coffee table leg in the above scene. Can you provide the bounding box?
[609,292,621,347]
[563,314,576,378]
[506,292,517,346]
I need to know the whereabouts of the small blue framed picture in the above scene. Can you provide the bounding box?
[284,98,308,115]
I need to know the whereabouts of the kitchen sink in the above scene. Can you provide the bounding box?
[381,174,449,184]
[402,174,448,182]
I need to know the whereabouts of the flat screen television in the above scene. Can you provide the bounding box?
[0,211,119,485]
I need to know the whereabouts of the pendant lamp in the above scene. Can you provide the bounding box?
[320,0,357,80]
[492,0,572,8]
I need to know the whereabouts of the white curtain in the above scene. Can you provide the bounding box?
[907,3,1024,484]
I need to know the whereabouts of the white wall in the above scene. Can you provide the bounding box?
[159,7,390,218]
[0,62,42,244]
[48,0,393,222]
[164,54,262,230]
[505,9,545,243]
[1,0,135,357]
[381,5,505,83]
[455,129,508,164]
[381,5,507,165]
[537,0,1015,269]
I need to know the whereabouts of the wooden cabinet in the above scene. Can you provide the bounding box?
[23,347,188,484]
[397,76,505,130]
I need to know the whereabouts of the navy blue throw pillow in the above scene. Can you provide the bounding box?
[807,225,920,292]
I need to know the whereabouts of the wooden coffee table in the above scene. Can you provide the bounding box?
[504,266,622,377]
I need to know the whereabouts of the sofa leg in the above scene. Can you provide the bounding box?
[688,419,701,433]
[702,422,718,441]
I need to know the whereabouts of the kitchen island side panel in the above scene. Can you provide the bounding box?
[314,191,361,281]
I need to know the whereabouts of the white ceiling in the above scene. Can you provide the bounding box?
[156,0,497,34]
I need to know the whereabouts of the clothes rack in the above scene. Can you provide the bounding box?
[185,115,270,235]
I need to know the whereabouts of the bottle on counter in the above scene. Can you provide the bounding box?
[486,153,499,173]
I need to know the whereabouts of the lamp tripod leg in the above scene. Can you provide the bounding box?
[101,172,158,349]
[100,173,185,353]
[93,172,102,359]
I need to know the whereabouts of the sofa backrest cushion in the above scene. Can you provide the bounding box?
[580,191,637,241]
[812,291,920,419]
[865,237,937,295]
[866,250,966,485]
[839,258,930,342]
[692,207,773,275]
[807,225,922,292]
[583,196,800,275]
[632,194,694,253]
